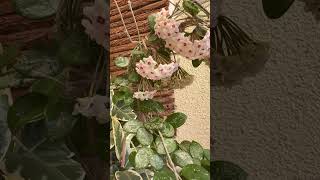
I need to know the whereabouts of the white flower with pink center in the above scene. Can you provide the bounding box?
[133,90,157,100]
[135,56,179,80]
[154,8,210,60]
[81,0,108,50]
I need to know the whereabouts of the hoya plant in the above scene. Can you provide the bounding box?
[110,0,211,179]
[0,0,108,179]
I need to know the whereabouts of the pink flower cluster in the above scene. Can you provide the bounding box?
[135,56,179,80]
[133,90,157,101]
[154,8,210,60]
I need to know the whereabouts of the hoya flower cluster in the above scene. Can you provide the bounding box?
[154,8,210,60]
[82,0,108,50]
[135,56,179,80]
[133,90,157,100]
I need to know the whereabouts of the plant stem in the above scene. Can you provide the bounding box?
[158,131,182,180]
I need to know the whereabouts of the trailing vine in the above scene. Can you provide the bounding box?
[110,0,210,179]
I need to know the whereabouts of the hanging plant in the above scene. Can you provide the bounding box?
[110,0,211,179]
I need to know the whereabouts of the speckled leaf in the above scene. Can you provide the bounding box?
[203,149,210,160]
[153,168,175,180]
[144,117,164,131]
[179,140,191,152]
[172,150,193,167]
[166,112,187,128]
[181,164,210,180]
[115,57,129,68]
[189,141,203,160]
[155,137,177,155]
[136,128,153,146]
[150,154,164,170]
[135,148,153,169]
[123,120,143,133]
[161,122,175,138]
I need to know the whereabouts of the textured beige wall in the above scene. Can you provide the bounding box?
[175,58,210,149]
[214,0,320,179]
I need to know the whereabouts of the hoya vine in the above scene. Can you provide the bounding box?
[110,0,210,179]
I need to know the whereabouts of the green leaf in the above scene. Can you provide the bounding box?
[14,50,61,77]
[150,154,164,170]
[112,117,124,160]
[212,161,248,180]
[131,50,146,61]
[31,78,64,98]
[203,149,210,160]
[45,100,77,140]
[161,122,175,138]
[128,151,137,167]
[13,0,60,19]
[0,95,11,157]
[183,0,200,16]
[7,93,48,130]
[33,142,86,180]
[201,159,210,171]
[113,77,129,87]
[128,72,140,83]
[144,117,164,131]
[115,57,130,68]
[166,112,187,128]
[115,170,143,180]
[172,150,193,167]
[58,32,97,65]
[262,0,294,19]
[136,128,153,146]
[133,99,164,113]
[153,168,176,180]
[148,15,156,31]
[192,59,203,67]
[193,158,201,165]
[0,44,19,68]
[135,147,153,169]
[123,120,143,133]
[179,140,191,152]
[181,164,210,180]
[189,141,204,160]
[155,137,177,154]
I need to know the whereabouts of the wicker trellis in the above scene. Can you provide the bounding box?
[110,0,175,116]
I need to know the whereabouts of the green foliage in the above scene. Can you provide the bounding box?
[58,32,98,65]
[0,44,19,68]
[150,154,164,170]
[136,128,153,146]
[160,122,175,138]
[183,0,200,16]
[13,0,60,19]
[172,150,193,167]
[133,99,165,113]
[181,164,210,180]
[155,137,177,154]
[135,147,154,169]
[0,95,11,157]
[115,170,143,180]
[190,141,204,159]
[153,168,176,180]
[147,15,156,32]
[7,93,48,131]
[192,59,203,67]
[123,120,143,133]
[31,78,64,98]
[144,117,164,131]
[166,112,187,128]
[115,57,130,68]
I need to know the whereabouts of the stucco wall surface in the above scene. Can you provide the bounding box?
[213,0,320,179]
[175,58,210,149]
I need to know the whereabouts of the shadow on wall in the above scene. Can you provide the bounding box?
[213,0,320,179]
